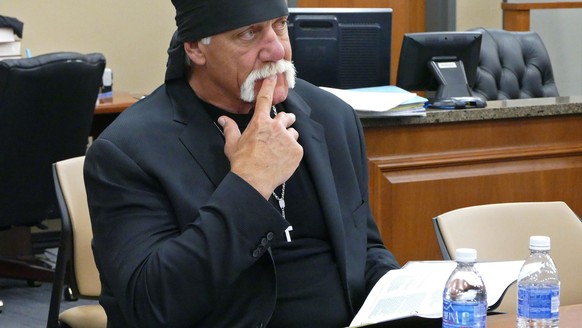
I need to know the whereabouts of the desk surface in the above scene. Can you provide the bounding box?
[94,92,582,126]
[359,95,582,127]
[95,91,140,115]
[488,304,582,328]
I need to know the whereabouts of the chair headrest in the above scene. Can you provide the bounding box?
[469,28,559,101]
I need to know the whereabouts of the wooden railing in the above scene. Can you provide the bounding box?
[502,1,582,31]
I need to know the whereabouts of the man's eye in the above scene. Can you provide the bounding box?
[240,29,256,40]
[275,20,288,31]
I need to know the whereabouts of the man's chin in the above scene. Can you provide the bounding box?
[272,86,289,105]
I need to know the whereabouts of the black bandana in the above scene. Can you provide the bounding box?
[166,0,288,81]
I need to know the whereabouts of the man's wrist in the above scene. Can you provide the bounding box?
[230,170,273,200]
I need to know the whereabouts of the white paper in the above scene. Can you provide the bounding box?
[320,87,417,112]
[0,27,16,43]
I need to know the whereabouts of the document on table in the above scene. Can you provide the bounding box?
[349,260,524,327]
[320,86,419,112]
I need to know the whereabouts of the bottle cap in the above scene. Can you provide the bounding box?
[102,68,113,87]
[529,235,550,250]
[455,248,477,262]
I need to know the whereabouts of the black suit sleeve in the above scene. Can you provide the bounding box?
[85,138,288,327]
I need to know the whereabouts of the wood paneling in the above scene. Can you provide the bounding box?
[502,2,582,31]
[364,113,582,265]
[297,0,425,85]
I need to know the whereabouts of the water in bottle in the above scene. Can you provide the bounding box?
[517,236,560,328]
[442,248,487,328]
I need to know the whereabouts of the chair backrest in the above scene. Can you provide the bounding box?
[48,156,105,328]
[53,156,101,296]
[470,28,559,101]
[433,201,582,313]
[0,52,105,227]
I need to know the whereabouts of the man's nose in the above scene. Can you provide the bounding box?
[258,28,285,62]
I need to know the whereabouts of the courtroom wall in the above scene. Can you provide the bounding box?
[0,1,176,95]
[532,9,582,96]
[456,0,502,30]
[1,0,500,94]
[2,1,580,96]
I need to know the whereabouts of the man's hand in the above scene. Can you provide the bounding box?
[219,76,303,199]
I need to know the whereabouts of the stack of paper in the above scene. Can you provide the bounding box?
[320,86,427,117]
[0,27,21,60]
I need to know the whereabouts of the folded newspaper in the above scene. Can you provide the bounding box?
[349,260,524,327]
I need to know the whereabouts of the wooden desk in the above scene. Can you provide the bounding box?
[488,304,582,327]
[92,91,138,137]
[360,96,582,265]
[95,91,138,115]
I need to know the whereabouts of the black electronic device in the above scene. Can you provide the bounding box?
[396,31,484,106]
[429,96,487,109]
[287,8,392,89]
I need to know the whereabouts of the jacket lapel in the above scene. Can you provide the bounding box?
[169,81,231,187]
[284,92,349,285]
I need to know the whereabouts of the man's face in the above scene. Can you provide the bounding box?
[191,16,293,113]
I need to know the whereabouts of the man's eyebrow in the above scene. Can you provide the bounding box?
[233,23,257,33]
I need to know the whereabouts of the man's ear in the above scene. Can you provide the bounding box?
[184,41,206,65]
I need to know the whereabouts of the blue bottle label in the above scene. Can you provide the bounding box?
[442,300,487,327]
[517,286,560,319]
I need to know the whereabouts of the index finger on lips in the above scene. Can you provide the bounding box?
[253,75,277,119]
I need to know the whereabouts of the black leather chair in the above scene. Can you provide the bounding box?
[470,28,559,101]
[0,52,105,305]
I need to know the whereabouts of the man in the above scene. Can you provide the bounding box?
[84,0,400,327]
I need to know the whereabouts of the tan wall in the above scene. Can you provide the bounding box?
[456,0,503,31]
[1,0,503,93]
[0,1,176,95]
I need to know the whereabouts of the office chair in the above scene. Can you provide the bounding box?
[48,156,106,328]
[470,28,559,101]
[432,201,582,313]
[0,52,105,306]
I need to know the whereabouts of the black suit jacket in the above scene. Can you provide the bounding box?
[84,78,400,328]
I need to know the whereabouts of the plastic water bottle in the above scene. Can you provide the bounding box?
[442,248,487,328]
[517,236,560,328]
